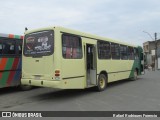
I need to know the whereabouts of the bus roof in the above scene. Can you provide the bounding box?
[25,26,138,47]
[0,33,23,39]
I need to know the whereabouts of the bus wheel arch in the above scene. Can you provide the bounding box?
[99,71,108,81]
[96,71,108,91]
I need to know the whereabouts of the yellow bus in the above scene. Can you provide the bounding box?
[21,26,144,91]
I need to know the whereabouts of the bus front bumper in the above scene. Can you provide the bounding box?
[21,79,61,89]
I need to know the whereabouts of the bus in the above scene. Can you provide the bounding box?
[0,33,31,90]
[21,26,144,91]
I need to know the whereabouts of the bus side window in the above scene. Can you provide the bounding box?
[111,43,120,59]
[120,45,128,60]
[3,41,16,55]
[62,34,82,59]
[18,46,22,54]
[17,40,22,55]
[128,46,134,60]
[98,41,111,59]
[0,42,2,54]
[134,48,139,59]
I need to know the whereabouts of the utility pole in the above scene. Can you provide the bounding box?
[155,32,157,70]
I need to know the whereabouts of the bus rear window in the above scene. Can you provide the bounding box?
[24,30,54,56]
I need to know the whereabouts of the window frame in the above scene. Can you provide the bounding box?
[62,33,83,59]
[0,40,3,55]
[1,39,16,56]
[111,43,120,59]
[97,40,111,59]
[128,46,135,60]
[3,39,16,55]
[23,30,54,57]
[0,38,22,57]
[120,45,128,60]
[134,47,139,60]
[16,39,23,56]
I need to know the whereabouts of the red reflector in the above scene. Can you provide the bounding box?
[55,73,60,76]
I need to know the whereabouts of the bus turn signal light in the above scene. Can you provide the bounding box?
[55,70,60,74]
[55,70,60,77]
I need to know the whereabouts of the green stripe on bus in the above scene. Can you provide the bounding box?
[129,61,137,78]
[0,71,10,86]
[5,58,14,70]
[14,35,20,39]
[0,58,14,86]
[129,47,143,78]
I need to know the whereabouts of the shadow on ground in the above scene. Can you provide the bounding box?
[31,78,143,101]
[0,86,39,95]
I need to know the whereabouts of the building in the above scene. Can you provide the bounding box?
[143,39,160,69]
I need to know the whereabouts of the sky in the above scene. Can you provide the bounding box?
[0,0,160,46]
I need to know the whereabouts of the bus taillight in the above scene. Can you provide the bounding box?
[55,74,60,76]
[55,70,60,77]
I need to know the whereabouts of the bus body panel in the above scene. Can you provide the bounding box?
[97,60,131,82]
[22,56,54,80]
[0,33,23,88]
[61,59,85,88]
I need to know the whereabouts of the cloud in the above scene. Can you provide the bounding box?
[0,0,160,46]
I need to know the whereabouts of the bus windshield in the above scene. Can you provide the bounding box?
[24,30,54,56]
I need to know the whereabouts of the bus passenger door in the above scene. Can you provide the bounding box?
[86,44,97,87]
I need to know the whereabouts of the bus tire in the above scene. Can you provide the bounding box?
[96,74,107,91]
[131,69,138,81]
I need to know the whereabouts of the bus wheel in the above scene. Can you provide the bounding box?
[96,74,107,91]
[131,69,138,81]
